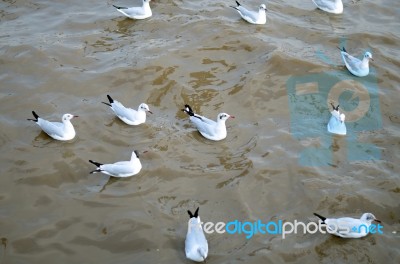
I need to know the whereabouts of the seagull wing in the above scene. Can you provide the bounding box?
[312,0,337,12]
[37,119,65,138]
[111,100,138,121]
[341,51,362,73]
[330,110,340,120]
[327,112,346,135]
[190,115,217,136]
[101,161,135,176]
[193,114,216,126]
[119,6,146,17]
[326,217,366,238]
[236,6,258,23]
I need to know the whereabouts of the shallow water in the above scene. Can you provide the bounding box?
[0,0,399,263]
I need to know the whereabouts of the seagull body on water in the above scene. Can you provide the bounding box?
[89,150,142,177]
[327,103,346,135]
[339,47,373,77]
[113,0,152,19]
[231,1,267,25]
[312,0,343,14]
[28,111,78,141]
[314,212,381,238]
[185,207,208,262]
[182,104,234,141]
[102,94,152,125]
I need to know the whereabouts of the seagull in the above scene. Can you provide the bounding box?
[102,94,152,125]
[312,0,343,14]
[27,111,78,141]
[314,212,381,238]
[89,150,142,177]
[182,104,234,141]
[338,47,373,77]
[112,0,152,20]
[185,207,208,262]
[327,103,346,135]
[231,1,267,25]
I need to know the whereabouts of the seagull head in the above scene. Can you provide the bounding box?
[339,113,345,123]
[139,103,153,114]
[259,4,267,12]
[198,247,208,262]
[218,113,235,121]
[132,150,140,159]
[361,213,381,224]
[62,113,78,121]
[364,51,374,61]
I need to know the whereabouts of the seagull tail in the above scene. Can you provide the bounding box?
[194,207,199,218]
[187,210,194,219]
[106,94,114,103]
[112,4,128,10]
[313,213,326,223]
[187,207,200,219]
[102,94,113,106]
[330,103,339,111]
[27,111,39,122]
[230,1,240,9]
[89,160,103,174]
[182,104,194,117]
[198,248,207,262]
[337,46,346,53]
[89,160,103,168]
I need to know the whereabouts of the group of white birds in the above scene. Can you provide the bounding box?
[109,1,376,141]
[25,0,380,262]
[28,94,151,177]
[112,0,374,75]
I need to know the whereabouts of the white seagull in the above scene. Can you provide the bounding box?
[231,1,267,25]
[113,0,152,20]
[89,150,142,177]
[182,104,234,141]
[314,212,381,238]
[312,0,343,14]
[339,47,373,77]
[327,103,346,135]
[102,94,152,125]
[27,111,78,141]
[185,207,208,262]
